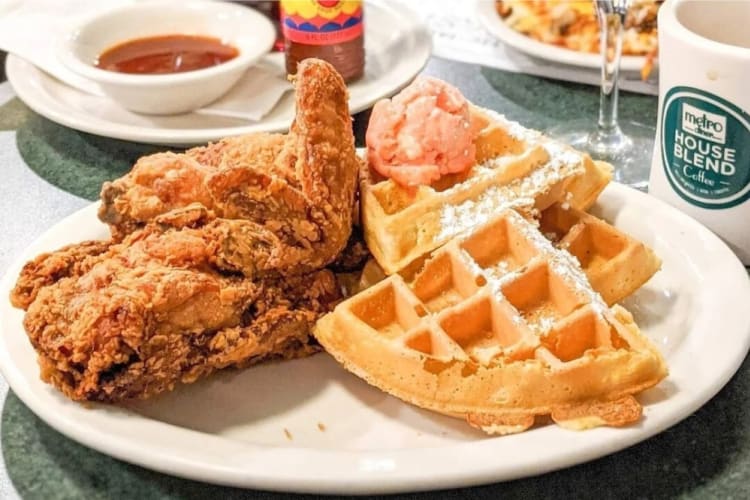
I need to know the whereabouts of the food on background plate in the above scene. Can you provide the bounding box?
[363,88,613,274]
[10,59,362,402]
[315,209,667,435]
[495,0,661,56]
[366,77,480,187]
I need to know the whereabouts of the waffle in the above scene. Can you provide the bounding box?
[541,203,662,306]
[355,203,661,307]
[315,209,667,435]
[361,106,613,274]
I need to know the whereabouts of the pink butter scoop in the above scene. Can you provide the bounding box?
[366,76,479,187]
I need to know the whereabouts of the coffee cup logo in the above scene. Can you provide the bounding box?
[681,103,726,144]
[661,87,750,209]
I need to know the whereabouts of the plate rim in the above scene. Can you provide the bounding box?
[476,0,648,72]
[1,184,749,494]
[5,0,432,146]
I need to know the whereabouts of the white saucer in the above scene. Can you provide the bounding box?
[5,0,431,146]
[1,184,749,493]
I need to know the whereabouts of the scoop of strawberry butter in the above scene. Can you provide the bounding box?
[366,77,479,187]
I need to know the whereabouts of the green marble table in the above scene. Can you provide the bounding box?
[1,51,749,500]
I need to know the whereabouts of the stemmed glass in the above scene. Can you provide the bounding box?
[549,0,655,190]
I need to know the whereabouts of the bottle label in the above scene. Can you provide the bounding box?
[660,86,750,209]
[280,1,363,46]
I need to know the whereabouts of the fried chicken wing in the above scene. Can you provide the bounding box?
[11,59,362,403]
[99,59,360,277]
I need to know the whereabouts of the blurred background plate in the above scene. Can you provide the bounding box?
[5,0,430,146]
[476,0,647,72]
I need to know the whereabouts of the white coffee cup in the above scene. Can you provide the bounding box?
[649,0,750,264]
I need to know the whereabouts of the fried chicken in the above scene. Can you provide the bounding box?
[99,59,360,277]
[14,223,339,402]
[10,59,362,402]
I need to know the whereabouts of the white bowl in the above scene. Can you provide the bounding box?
[59,0,276,115]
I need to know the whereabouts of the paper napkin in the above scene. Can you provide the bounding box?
[196,56,292,122]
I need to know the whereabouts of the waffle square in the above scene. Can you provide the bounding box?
[315,209,667,435]
[540,203,662,305]
[360,107,614,274]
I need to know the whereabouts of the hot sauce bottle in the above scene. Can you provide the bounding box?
[280,0,365,82]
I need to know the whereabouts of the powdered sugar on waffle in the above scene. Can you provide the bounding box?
[479,108,584,180]
[534,315,557,335]
[437,186,534,241]
[458,248,491,279]
[506,211,609,317]
[561,191,574,211]
[483,263,521,288]
[439,110,607,315]
[437,109,584,242]
[454,210,608,323]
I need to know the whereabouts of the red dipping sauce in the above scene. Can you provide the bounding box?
[96,34,239,75]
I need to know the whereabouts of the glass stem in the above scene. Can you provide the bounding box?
[597,7,625,137]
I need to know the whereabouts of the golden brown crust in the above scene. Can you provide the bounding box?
[99,58,360,277]
[550,395,642,430]
[19,223,340,402]
[10,240,110,310]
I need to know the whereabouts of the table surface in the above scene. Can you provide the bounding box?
[1,50,749,500]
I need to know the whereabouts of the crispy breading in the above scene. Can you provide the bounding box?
[19,223,339,402]
[99,60,361,277]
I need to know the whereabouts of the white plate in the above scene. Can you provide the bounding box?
[4,0,430,146]
[476,0,647,72]
[1,184,749,494]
